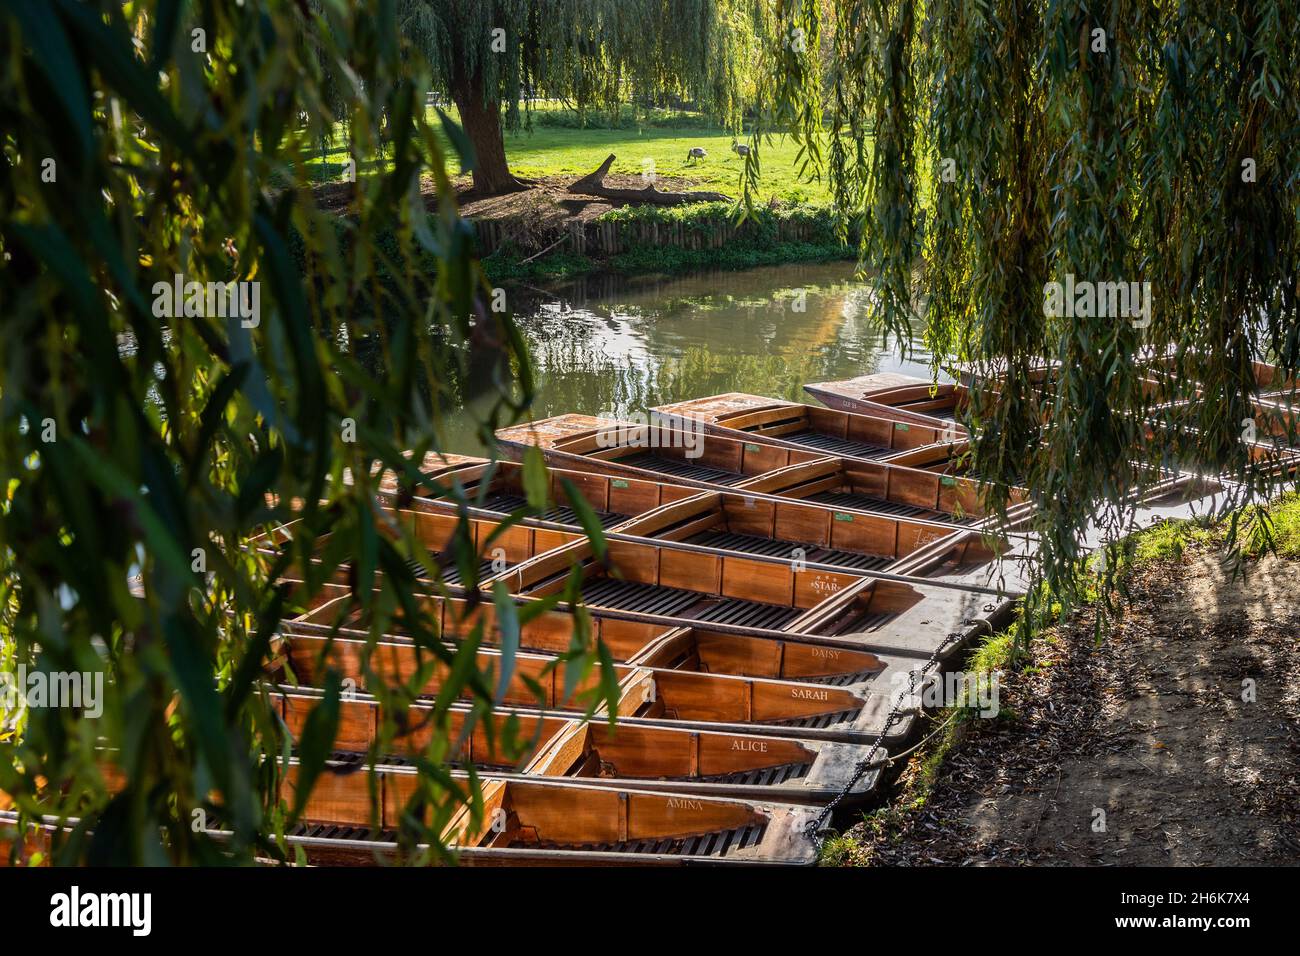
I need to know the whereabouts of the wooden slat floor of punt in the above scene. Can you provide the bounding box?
[766,708,862,731]
[836,611,897,634]
[513,823,766,858]
[616,452,751,485]
[579,578,803,630]
[778,429,892,459]
[699,762,812,786]
[407,558,495,586]
[479,493,625,527]
[326,748,811,787]
[683,530,895,572]
[803,489,978,526]
[292,823,392,842]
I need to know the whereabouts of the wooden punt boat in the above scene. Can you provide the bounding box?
[379,452,1000,573]
[495,414,1023,525]
[266,478,993,642]
[949,358,1300,459]
[285,583,890,687]
[495,412,833,487]
[281,766,822,866]
[803,368,1038,434]
[805,373,971,427]
[1131,352,1300,402]
[263,464,1005,631]
[1,775,820,866]
[609,484,1001,582]
[274,686,880,805]
[279,621,882,744]
[369,452,704,531]
[803,369,1299,478]
[951,353,1299,410]
[651,392,964,461]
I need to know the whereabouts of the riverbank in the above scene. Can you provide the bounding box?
[824,497,1300,866]
[471,187,853,285]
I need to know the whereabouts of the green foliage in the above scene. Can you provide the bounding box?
[398,0,759,131]
[534,105,719,131]
[0,0,611,864]
[607,237,848,275]
[966,630,1016,677]
[1126,520,1217,566]
[482,201,850,282]
[600,200,837,238]
[1237,492,1300,558]
[758,0,1300,637]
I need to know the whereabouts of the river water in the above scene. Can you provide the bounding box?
[449,261,950,453]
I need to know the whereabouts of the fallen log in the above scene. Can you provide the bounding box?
[567,154,731,206]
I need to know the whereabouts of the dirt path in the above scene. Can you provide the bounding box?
[837,543,1300,866]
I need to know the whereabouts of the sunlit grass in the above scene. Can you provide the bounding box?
[1128,517,1217,564]
[305,104,835,203]
[1238,491,1300,558]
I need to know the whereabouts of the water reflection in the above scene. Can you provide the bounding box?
[448,261,950,454]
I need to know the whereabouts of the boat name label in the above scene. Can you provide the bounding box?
[791,688,830,701]
[895,422,909,431]
[611,479,629,488]
[833,512,854,522]
[744,443,762,452]
[807,575,842,594]
[730,739,769,752]
[941,476,957,487]
[666,798,704,810]
[810,647,840,659]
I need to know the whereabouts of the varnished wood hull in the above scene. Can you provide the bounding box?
[650,392,961,464]
[494,413,1023,524]
[804,375,968,430]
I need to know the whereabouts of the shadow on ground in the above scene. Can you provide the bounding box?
[837,543,1300,866]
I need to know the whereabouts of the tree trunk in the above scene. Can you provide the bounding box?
[451,73,527,196]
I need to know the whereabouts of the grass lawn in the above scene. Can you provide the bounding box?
[306,104,834,204]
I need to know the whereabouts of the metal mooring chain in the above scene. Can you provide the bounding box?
[806,622,973,848]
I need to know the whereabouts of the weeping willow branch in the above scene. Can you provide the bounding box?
[759,0,1300,637]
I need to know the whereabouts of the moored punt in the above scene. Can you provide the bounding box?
[1135,351,1300,402]
[496,413,831,487]
[369,452,705,528]
[261,463,1007,620]
[1,778,821,867]
[284,586,889,686]
[804,373,971,428]
[283,768,822,866]
[274,687,882,805]
[495,413,1025,525]
[383,452,1003,576]
[611,483,1001,578]
[951,358,1300,460]
[278,623,884,744]
[798,374,1034,479]
[651,392,960,462]
[952,352,1299,411]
